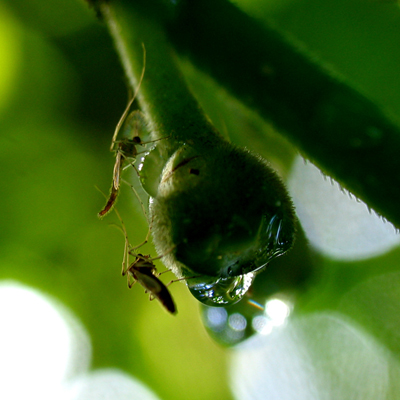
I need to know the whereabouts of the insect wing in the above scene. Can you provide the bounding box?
[155,283,177,314]
[133,267,177,314]
[113,151,123,190]
[98,184,119,217]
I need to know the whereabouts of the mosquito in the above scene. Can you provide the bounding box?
[98,107,161,216]
[125,252,177,314]
[98,45,164,218]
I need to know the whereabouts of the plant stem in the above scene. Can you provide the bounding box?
[100,0,221,158]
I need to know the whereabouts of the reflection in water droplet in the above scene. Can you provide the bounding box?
[188,272,255,307]
[139,144,167,198]
[183,207,295,312]
[205,308,228,331]
[251,211,295,272]
[202,297,292,346]
[247,299,264,311]
[229,313,247,332]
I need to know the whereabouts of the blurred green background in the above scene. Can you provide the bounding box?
[1,0,400,399]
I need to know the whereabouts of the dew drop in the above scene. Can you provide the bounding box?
[188,272,255,307]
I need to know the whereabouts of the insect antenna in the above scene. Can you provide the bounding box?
[110,206,131,277]
[121,178,149,225]
[164,275,201,287]
[146,255,199,287]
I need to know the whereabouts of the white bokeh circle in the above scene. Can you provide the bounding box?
[0,281,162,400]
[231,312,394,400]
[287,156,400,260]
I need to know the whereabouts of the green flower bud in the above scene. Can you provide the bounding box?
[147,140,296,306]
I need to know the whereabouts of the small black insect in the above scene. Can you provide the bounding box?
[124,253,176,314]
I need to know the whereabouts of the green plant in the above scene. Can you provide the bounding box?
[94,0,297,311]
[2,0,400,398]
[91,0,400,228]
[88,0,400,337]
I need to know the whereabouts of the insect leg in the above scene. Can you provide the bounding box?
[138,246,175,262]
[157,269,172,276]
[108,204,131,276]
[127,275,137,288]
[165,275,201,287]
[122,177,150,227]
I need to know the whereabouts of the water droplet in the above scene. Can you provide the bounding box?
[201,296,292,346]
[188,272,255,307]
[253,212,295,270]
